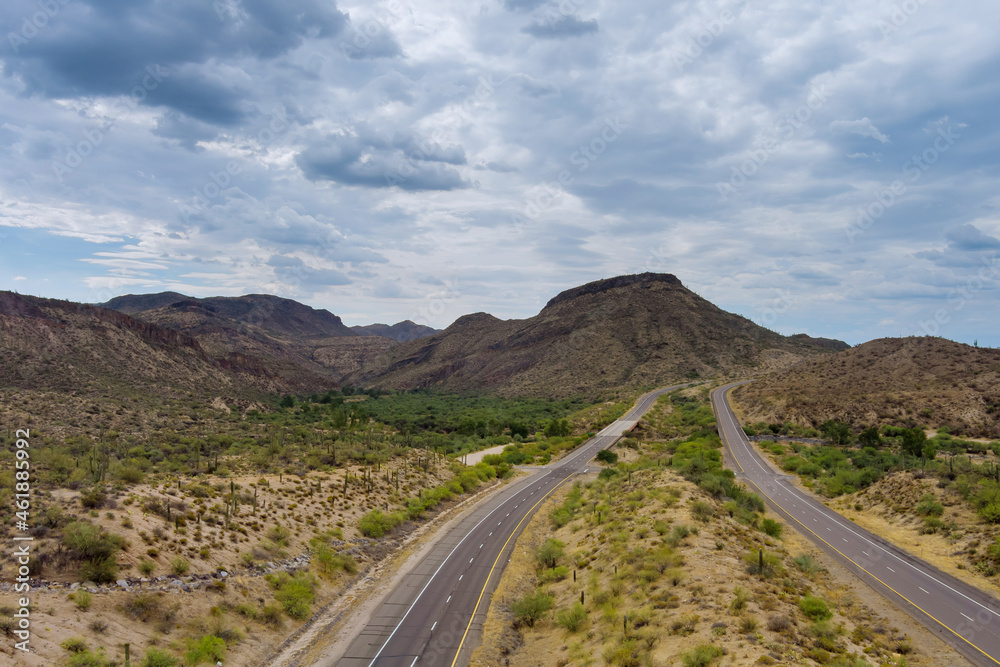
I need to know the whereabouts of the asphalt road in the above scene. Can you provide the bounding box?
[713,381,1000,667]
[338,384,688,667]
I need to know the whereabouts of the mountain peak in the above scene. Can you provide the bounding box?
[545,273,683,309]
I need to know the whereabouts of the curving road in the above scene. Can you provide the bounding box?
[713,381,1000,667]
[336,384,689,667]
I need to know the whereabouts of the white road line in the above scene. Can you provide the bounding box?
[962,613,975,623]
[470,558,473,563]
[431,621,437,631]
[919,587,929,594]
[410,657,418,667]
[446,596,451,603]
[886,566,895,573]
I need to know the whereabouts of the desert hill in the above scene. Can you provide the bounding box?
[346,273,847,397]
[0,291,280,397]
[732,337,1000,438]
[350,320,440,342]
[102,292,397,385]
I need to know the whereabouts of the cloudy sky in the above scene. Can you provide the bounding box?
[1,0,998,346]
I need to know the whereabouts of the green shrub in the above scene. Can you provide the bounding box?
[259,601,284,628]
[171,557,191,575]
[138,558,156,576]
[743,549,782,578]
[358,509,403,538]
[67,648,114,667]
[74,589,93,611]
[314,544,358,578]
[793,554,819,574]
[61,637,89,653]
[80,557,119,584]
[511,592,554,627]
[536,538,565,569]
[120,592,162,622]
[63,521,125,561]
[681,644,724,667]
[555,602,587,632]
[538,566,569,584]
[760,518,783,538]
[269,571,318,620]
[596,449,618,464]
[915,494,944,517]
[141,647,178,667]
[690,500,715,523]
[184,635,226,665]
[799,595,833,621]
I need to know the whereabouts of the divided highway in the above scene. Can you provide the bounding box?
[713,381,1000,666]
[337,384,689,667]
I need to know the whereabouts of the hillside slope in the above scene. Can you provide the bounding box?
[350,320,439,342]
[732,337,1000,438]
[102,292,389,386]
[0,291,276,397]
[347,273,845,397]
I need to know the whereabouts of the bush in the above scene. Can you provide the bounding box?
[536,538,565,569]
[269,571,318,620]
[67,648,114,667]
[74,589,93,611]
[358,509,403,538]
[682,644,724,667]
[915,494,944,517]
[596,449,618,464]
[556,602,587,632]
[171,557,191,575]
[799,595,833,621]
[63,521,124,561]
[61,637,89,653]
[80,558,119,584]
[690,500,715,523]
[138,558,156,576]
[314,544,358,578]
[743,549,782,578]
[760,518,783,538]
[793,554,819,574]
[184,635,226,665]
[120,592,162,622]
[511,592,554,627]
[259,601,284,628]
[141,647,177,667]
[538,566,569,584]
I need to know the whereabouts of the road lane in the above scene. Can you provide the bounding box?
[713,381,1000,667]
[338,384,690,666]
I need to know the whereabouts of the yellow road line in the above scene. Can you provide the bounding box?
[715,388,1000,666]
[449,473,574,667]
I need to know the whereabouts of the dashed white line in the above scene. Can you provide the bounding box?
[962,613,975,623]
[886,566,895,573]
[469,558,474,563]
[446,596,451,603]
[410,656,418,667]
[431,621,438,631]
[919,587,929,595]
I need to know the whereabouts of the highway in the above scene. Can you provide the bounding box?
[713,381,1000,667]
[337,384,689,667]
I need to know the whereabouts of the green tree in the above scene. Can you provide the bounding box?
[901,427,927,457]
[858,426,882,448]
[596,449,618,464]
[820,420,852,445]
[536,538,565,569]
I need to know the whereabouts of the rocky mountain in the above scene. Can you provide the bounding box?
[731,337,1000,438]
[100,292,390,386]
[351,320,440,342]
[345,273,848,397]
[0,291,278,397]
